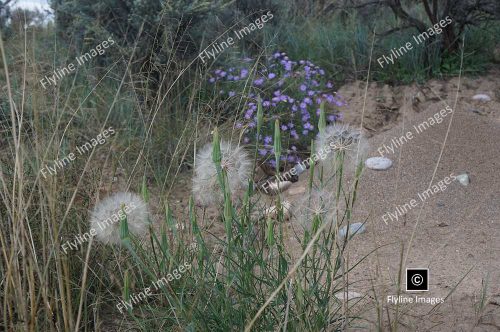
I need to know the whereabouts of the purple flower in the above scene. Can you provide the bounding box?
[284,62,292,71]
[248,121,256,128]
[229,91,236,97]
[278,80,284,87]
[299,84,307,92]
[228,75,234,80]
[215,69,221,75]
[245,109,254,119]
[263,100,271,107]
[304,66,310,72]
[268,73,276,79]
[300,102,307,109]
[233,76,240,81]
[292,105,298,112]
[291,145,297,151]
[229,67,234,72]
[254,78,264,86]
[308,90,315,96]
[299,60,305,64]
[259,149,267,156]
[326,82,333,88]
[240,69,248,78]
[316,108,321,115]
[291,130,299,139]
[327,115,336,122]
[272,97,280,103]
[243,57,253,62]
[220,71,227,77]
[264,136,272,145]
[269,159,277,168]
[302,130,309,135]
[274,90,281,96]
[287,122,294,128]
[288,97,295,103]
[273,52,281,58]
[319,69,325,75]
[208,77,215,83]
[304,122,314,130]
[243,136,250,143]
[302,113,310,121]
[304,97,312,105]
[281,124,288,131]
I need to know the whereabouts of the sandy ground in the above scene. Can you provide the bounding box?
[336,71,500,330]
[142,70,500,331]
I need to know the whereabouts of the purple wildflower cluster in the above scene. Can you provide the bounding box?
[207,52,345,168]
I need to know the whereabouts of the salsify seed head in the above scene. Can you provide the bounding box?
[89,192,149,245]
[192,140,252,206]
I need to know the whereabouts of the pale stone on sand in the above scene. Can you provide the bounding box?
[334,291,362,301]
[263,201,291,219]
[365,157,392,170]
[472,94,492,102]
[456,173,470,186]
[339,222,366,239]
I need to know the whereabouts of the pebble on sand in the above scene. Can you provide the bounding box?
[472,94,492,102]
[456,173,470,186]
[334,291,362,301]
[365,157,393,170]
[339,222,366,239]
[263,201,292,219]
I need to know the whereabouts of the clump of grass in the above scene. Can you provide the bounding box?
[112,103,369,331]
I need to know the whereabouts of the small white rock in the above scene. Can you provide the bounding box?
[456,173,470,186]
[365,157,393,170]
[334,291,363,301]
[339,222,366,239]
[263,201,292,219]
[472,94,492,102]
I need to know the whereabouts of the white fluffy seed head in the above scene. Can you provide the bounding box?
[89,192,149,245]
[315,124,369,176]
[293,188,336,229]
[192,140,253,207]
[315,123,361,153]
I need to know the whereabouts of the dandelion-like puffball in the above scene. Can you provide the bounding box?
[315,124,369,176]
[315,123,361,153]
[89,192,149,245]
[192,141,252,206]
[293,188,336,229]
